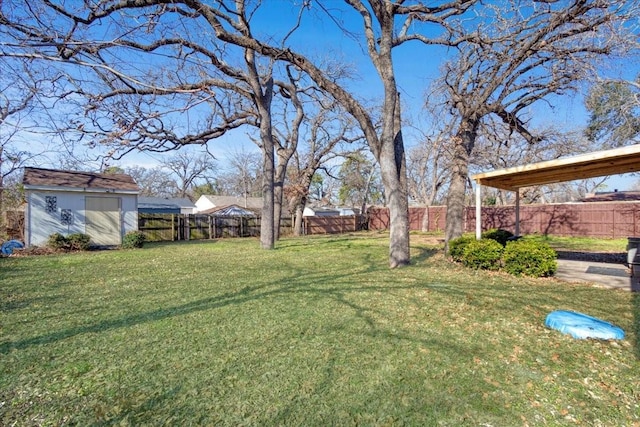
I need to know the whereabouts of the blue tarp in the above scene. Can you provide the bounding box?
[545,310,625,340]
[1,240,24,255]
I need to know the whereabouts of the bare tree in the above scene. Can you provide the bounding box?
[268,66,310,240]
[162,151,217,200]
[276,81,362,236]
[219,149,263,203]
[439,0,637,249]
[287,146,361,237]
[471,118,602,203]
[585,75,640,147]
[125,166,178,198]
[338,152,384,211]
[407,137,450,206]
[0,57,66,214]
[298,0,476,266]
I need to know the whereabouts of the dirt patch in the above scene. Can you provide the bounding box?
[2,246,58,257]
[410,234,446,246]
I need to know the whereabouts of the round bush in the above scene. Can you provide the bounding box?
[503,239,557,277]
[47,233,69,251]
[122,231,146,249]
[462,239,503,271]
[482,228,514,247]
[448,235,476,262]
[67,233,91,251]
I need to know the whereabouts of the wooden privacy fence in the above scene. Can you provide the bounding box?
[302,215,367,235]
[369,202,640,238]
[138,213,262,241]
[138,213,366,241]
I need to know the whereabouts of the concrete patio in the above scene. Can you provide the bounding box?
[555,259,639,291]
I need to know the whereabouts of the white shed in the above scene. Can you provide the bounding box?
[23,167,139,247]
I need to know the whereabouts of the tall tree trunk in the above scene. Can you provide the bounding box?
[378,92,410,268]
[444,117,479,253]
[293,197,306,236]
[273,185,282,240]
[0,146,4,219]
[273,151,290,240]
[421,207,429,232]
[289,172,313,237]
[260,137,275,249]
[244,48,275,249]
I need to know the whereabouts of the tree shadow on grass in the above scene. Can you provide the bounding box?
[1,256,464,358]
[0,282,291,354]
[410,246,440,264]
[0,295,62,312]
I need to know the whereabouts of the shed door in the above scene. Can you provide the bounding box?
[86,196,122,246]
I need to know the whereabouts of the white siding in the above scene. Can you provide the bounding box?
[25,190,138,247]
[26,191,87,246]
[122,194,138,234]
[194,195,215,213]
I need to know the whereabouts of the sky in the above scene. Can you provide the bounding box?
[9,1,640,192]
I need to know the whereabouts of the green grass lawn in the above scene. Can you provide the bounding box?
[526,234,628,253]
[1,234,638,426]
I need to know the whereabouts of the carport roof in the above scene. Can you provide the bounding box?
[472,144,640,191]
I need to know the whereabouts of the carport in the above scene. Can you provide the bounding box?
[471,144,640,239]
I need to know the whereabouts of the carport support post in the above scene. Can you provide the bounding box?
[515,189,520,236]
[475,182,482,240]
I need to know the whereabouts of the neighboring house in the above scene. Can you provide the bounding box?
[200,205,257,217]
[195,195,263,213]
[337,207,359,216]
[138,196,197,214]
[303,206,341,217]
[23,167,139,247]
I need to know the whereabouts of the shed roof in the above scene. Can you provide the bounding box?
[23,167,139,192]
[472,144,640,191]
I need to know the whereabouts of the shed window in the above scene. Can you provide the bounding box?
[61,209,73,225]
[45,196,57,213]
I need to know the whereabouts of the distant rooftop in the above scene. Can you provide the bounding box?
[199,195,263,209]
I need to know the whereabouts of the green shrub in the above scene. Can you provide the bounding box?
[462,239,504,271]
[503,239,557,277]
[122,231,146,249]
[482,228,515,247]
[47,233,92,251]
[47,233,70,250]
[67,233,91,251]
[448,235,476,262]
